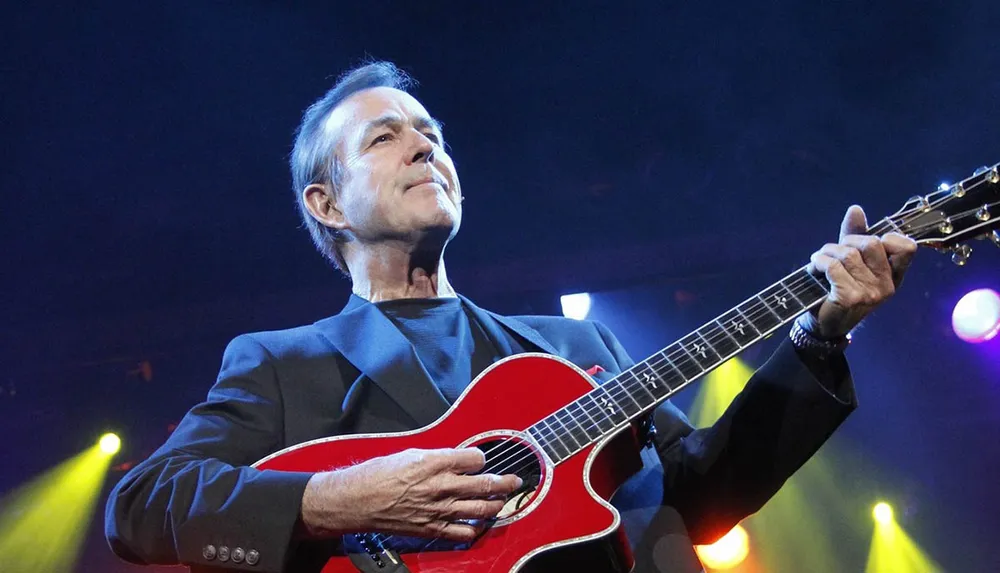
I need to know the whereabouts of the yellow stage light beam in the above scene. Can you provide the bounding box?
[866,516,943,573]
[0,437,119,573]
[687,358,851,573]
[687,358,754,427]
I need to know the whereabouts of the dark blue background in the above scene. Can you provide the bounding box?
[2,1,998,571]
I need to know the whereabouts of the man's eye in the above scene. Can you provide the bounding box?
[424,132,441,144]
[371,133,393,146]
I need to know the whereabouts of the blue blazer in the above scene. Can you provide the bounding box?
[105,294,856,572]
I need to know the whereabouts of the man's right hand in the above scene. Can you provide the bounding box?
[299,448,523,542]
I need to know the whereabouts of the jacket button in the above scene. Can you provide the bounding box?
[202,545,217,561]
[217,545,230,562]
[245,549,260,566]
[231,547,245,563]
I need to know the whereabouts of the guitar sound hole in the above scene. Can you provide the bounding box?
[472,436,544,520]
[341,436,546,559]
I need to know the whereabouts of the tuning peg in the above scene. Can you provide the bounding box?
[951,244,972,266]
[907,195,931,212]
[975,165,1000,183]
[991,230,1000,248]
[976,205,992,222]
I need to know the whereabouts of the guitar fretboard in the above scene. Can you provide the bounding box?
[526,266,831,464]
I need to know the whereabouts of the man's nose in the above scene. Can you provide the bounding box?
[407,133,436,165]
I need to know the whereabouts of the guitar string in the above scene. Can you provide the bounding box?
[365,267,842,554]
[466,196,1000,481]
[371,260,832,543]
[367,183,997,549]
[479,269,832,476]
[364,267,839,550]
[478,190,1000,477]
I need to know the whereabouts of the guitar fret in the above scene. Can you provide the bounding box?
[672,345,705,381]
[681,333,719,371]
[527,426,556,460]
[609,380,643,417]
[655,350,689,383]
[734,306,763,335]
[566,400,600,440]
[758,283,801,321]
[743,296,782,333]
[538,418,571,459]
[776,280,806,308]
[581,394,616,433]
[794,271,830,305]
[554,409,587,449]
[550,412,582,450]
[716,308,759,349]
[624,370,658,405]
[594,385,629,426]
[714,318,743,348]
[706,320,742,359]
[636,362,671,396]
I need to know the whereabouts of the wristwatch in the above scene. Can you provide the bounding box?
[789,313,851,358]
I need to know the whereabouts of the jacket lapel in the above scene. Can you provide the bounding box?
[458,294,559,355]
[313,295,450,428]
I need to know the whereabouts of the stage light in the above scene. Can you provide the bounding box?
[99,433,121,455]
[694,524,749,570]
[873,502,893,524]
[866,511,943,573]
[951,288,1000,343]
[0,442,116,571]
[560,293,591,320]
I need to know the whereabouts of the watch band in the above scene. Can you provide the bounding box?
[789,313,851,357]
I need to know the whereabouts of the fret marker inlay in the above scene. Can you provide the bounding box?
[642,372,655,388]
[599,397,615,414]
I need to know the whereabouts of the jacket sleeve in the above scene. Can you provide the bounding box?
[105,334,314,572]
[593,321,856,545]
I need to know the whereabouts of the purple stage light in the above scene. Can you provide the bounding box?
[952,288,1000,343]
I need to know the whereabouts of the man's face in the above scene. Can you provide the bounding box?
[322,87,462,247]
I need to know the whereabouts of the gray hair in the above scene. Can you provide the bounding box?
[290,61,415,276]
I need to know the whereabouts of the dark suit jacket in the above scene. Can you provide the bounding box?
[105,294,856,572]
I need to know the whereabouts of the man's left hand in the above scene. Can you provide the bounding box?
[804,205,918,339]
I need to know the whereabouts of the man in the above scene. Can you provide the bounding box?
[105,61,916,572]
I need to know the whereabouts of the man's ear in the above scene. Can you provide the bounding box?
[302,183,350,232]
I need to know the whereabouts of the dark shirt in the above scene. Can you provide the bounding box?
[376,297,525,403]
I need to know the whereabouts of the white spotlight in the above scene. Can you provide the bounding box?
[560,293,592,320]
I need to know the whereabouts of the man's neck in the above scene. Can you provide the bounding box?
[347,243,456,303]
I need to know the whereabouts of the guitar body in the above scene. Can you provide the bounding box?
[254,354,644,572]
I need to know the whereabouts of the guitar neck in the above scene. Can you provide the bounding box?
[527,266,831,463]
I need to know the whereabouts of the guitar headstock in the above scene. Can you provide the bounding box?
[877,163,1000,265]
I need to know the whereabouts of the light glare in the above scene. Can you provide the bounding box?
[560,293,592,320]
[99,433,121,455]
[873,502,893,524]
[951,288,1000,343]
[694,524,750,570]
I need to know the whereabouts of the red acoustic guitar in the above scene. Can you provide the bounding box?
[255,164,1000,572]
